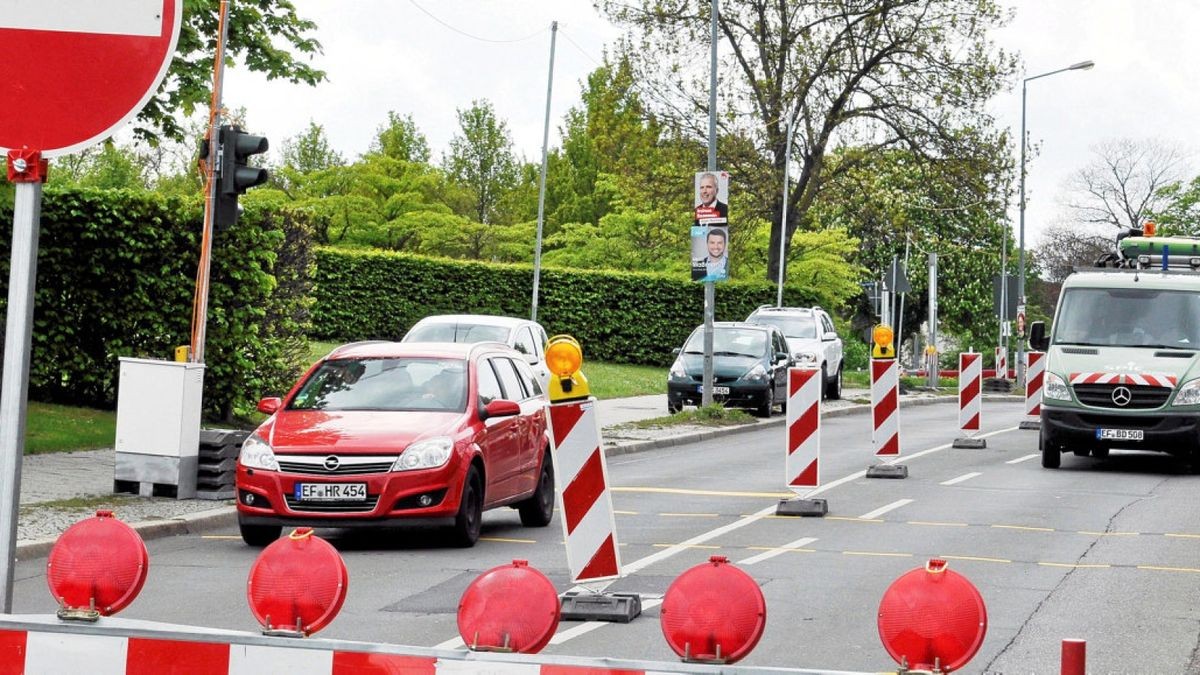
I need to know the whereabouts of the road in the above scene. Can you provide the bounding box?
[14,400,1200,673]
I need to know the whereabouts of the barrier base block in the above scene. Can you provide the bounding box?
[866,464,908,479]
[953,436,987,449]
[560,591,641,623]
[776,497,828,517]
[1019,420,1042,430]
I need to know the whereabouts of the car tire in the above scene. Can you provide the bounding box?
[1040,429,1061,469]
[239,521,281,547]
[826,363,843,400]
[518,450,554,527]
[450,466,483,547]
[819,364,828,400]
[754,387,774,418]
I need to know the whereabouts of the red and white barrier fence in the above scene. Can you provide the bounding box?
[870,359,900,457]
[994,347,1007,380]
[1022,352,1045,430]
[547,399,621,584]
[958,352,981,433]
[785,367,821,490]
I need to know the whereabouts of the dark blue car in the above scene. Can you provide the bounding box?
[666,322,793,417]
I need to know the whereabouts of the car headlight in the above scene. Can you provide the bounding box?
[1171,379,1200,406]
[393,437,453,472]
[742,364,769,383]
[240,435,279,471]
[669,358,689,380]
[1044,372,1071,401]
[794,351,818,364]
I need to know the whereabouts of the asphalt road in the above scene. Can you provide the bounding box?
[14,400,1200,674]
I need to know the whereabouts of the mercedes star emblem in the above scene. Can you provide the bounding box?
[323,455,340,471]
[1111,386,1132,407]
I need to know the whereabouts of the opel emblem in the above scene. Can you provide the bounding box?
[1111,386,1132,407]
[323,455,340,471]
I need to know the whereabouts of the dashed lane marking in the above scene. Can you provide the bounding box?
[907,521,969,528]
[659,512,719,518]
[613,510,638,515]
[1077,531,1138,537]
[1138,565,1200,574]
[738,537,818,566]
[1006,453,1040,464]
[844,551,912,558]
[479,537,536,544]
[1038,562,1112,569]
[940,554,1011,564]
[652,543,720,550]
[940,472,982,486]
[858,499,914,520]
[993,524,1055,532]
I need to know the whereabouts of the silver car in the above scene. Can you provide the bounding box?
[746,305,843,399]
[401,314,551,390]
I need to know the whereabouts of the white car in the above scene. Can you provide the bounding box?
[402,314,551,390]
[746,305,843,399]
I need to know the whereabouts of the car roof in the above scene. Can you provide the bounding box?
[325,341,512,360]
[711,321,772,331]
[411,314,539,329]
[749,306,819,316]
[1064,270,1200,291]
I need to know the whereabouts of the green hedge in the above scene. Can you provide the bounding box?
[311,249,819,366]
[0,187,313,419]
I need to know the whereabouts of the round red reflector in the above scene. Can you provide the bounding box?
[877,559,987,672]
[46,510,148,616]
[246,528,347,636]
[457,559,559,654]
[660,556,765,664]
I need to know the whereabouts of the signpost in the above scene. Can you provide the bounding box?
[0,0,182,612]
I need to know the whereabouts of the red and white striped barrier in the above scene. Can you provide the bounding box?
[953,353,985,448]
[786,367,821,489]
[994,347,1007,380]
[547,399,621,584]
[871,359,900,457]
[1068,371,1177,387]
[1021,352,1045,430]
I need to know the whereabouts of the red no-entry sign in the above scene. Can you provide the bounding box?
[0,0,182,156]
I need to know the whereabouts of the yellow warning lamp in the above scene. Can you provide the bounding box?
[545,335,591,403]
[872,324,896,359]
[1143,221,1156,237]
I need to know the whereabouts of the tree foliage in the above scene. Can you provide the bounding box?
[444,100,520,225]
[1063,138,1189,231]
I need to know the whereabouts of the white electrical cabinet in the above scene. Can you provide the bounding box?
[114,357,205,498]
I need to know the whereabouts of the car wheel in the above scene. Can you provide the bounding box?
[826,363,843,400]
[1040,429,1061,469]
[819,364,828,401]
[450,466,483,547]
[518,450,554,527]
[239,521,281,547]
[754,387,774,418]
[668,399,682,414]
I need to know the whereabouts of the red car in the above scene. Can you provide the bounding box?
[236,341,553,547]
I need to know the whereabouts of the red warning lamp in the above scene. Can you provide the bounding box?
[660,556,766,664]
[47,510,148,619]
[877,559,987,672]
[457,559,560,653]
[246,528,347,636]
[1143,221,1157,237]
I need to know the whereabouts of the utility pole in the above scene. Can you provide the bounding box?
[701,0,718,407]
[927,252,938,389]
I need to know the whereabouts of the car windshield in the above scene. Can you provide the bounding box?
[406,322,510,344]
[682,328,767,357]
[1053,287,1200,349]
[750,315,817,339]
[288,357,468,412]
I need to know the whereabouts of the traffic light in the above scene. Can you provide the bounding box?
[215,124,269,229]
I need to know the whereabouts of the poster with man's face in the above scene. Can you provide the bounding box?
[693,171,729,225]
[691,225,729,283]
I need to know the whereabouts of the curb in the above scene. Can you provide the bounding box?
[17,505,237,559]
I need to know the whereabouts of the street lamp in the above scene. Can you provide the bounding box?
[1016,59,1094,385]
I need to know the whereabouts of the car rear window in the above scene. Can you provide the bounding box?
[406,322,510,344]
[289,357,467,412]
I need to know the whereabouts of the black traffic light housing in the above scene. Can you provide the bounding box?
[215,124,269,229]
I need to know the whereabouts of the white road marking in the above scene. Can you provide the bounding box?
[548,597,665,645]
[738,537,818,566]
[858,499,914,520]
[941,472,982,486]
[1007,453,1040,464]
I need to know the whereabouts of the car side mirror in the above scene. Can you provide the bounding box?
[1030,321,1049,352]
[822,331,838,342]
[257,397,282,415]
[672,347,682,356]
[482,399,521,420]
[775,351,790,363]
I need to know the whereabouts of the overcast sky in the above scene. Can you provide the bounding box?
[223,1,1200,249]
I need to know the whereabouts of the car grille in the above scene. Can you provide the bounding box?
[284,495,380,513]
[1073,384,1171,410]
[275,454,396,476]
[690,375,742,384]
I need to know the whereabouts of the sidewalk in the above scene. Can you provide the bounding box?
[15,387,978,556]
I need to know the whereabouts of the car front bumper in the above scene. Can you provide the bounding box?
[668,381,770,408]
[1041,405,1200,455]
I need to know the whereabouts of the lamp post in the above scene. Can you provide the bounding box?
[1017,59,1094,385]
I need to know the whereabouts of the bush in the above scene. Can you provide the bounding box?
[311,249,820,366]
[0,187,313,420]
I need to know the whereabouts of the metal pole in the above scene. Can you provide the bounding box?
[0,179,42,611]
[927,252,938,389]
[702,0,718,408]
[776,102,795,308]
[531,21,557,324]
[897,239,910,359]
[1016,80,1027,387]
[999,221,1007,378]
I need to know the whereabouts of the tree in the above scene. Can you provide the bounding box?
[443,100,520,225]
[273,122,344,194]
[598,0,1017,281]
[136,0,325,144]
[368,112,431,164]
[1063,138,1189,231]
[1150,174,1200,235]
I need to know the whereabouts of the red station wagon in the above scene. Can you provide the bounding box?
[236,341,553,547]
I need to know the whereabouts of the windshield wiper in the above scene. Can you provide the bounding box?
[1055,341,1107,347]
[713,350,754,357]
[683,349,705,355]
[1142,344,1198,351]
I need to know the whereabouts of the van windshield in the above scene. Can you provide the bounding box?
[1053,288,1200,349]
[750,315,817,339]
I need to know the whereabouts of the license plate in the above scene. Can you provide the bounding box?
[1096,428,1144,441]
[294,483,367,501]
[697,385,731,395]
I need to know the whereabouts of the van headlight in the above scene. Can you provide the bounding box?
[1171,379,1200,406]
[1044,372,1071,401]
[240,435,279,471]
[393,437,453,471]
